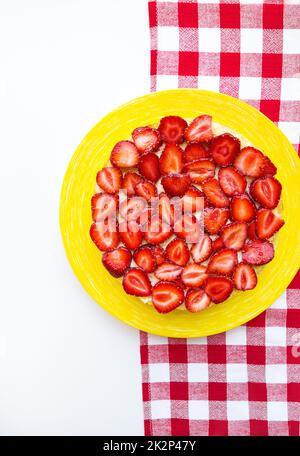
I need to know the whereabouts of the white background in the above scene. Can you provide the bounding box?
[0,0,149,436]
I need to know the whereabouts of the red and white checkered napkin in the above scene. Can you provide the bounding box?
[140,0,300,436]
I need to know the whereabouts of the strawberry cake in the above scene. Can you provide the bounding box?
[90,114,284,313]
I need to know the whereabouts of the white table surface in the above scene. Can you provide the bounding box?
[0,0,149,436]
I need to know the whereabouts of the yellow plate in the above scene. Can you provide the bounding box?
[60,89,300,338]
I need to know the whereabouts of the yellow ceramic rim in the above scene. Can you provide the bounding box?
[60,89,300,338]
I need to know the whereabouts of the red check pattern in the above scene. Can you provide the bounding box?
[140,0,300,436]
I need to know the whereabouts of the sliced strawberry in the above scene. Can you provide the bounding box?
[174,213,201,243]
[248,221,257,240]
[135,180,157,202]
[110,140,139,168]
[212,237,224,252]
[132,127,161,154]
[230,194,256,223]
[261,156,277,177]
[185,289,211,313]
[205,276,233,303]
[138,152,161,182]
[221,222,248,251]
[158,193,175,226]
[191,235,212,263]
[202,178,229,208]
[161,173,191,197]
[119,221,143,250]
[159,144,184,175]
[149,245,165,265]
[255,208,285,239]
[234,146,265,177]
[152,281,184,313]
[183,143,210,163]
[123,268,152,297]
[102,247,132,278]
[207,248,237,276]
[183,159,215,184]
[91,193,118,222]
[90,220,119,251]
[119,196,147,222]
[250,176,282,209]
[204,207,229,235]
[233,263,257,291]
[166,238,190,266]
[210,134,240,166]
[154,262,183,281]
[96,166,122,194]
[133,246,156,273]
[181,186,205,213]
[218,166,247,196]
[144,219,172,245]
[121,172,143,196]
[242,240,274,265]
[158,116,187,144]
[184,115,213,143]
[181,264,208,288]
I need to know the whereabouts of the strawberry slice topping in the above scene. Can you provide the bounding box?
[181,264,208,288]
[202,178,229,208]
[154,262,183,281]
[149,245,165,265]
[161,173,191,197]
[96,167,122,194]
[138,152,161,182]
[234,147,265,177]
[184,115,213,143]
[218,166,247,196]
[90,220,119,252]
[121,172,143,196]
[123,268,152,297]
[221,222,248,251]
[110,140,139,168]
[183,143,210,163]
[210,133,240,166]
[185,289,211,313]
[91,193,118,222]
[183,159,215,184]
[248,221,257,240]
[204,207,229,234]
[174,213,202,243]
[242,240,274,265]
[255,208,285,239]
[158,116,187,144]
[158,193,175,226]
[159,144,184,175]
[233,263,257,290]
[205,276,233,303]
[230,194,256,223]
[144,219,173,245]
[166,238,190,266]
[250,176,282,209]
[212,237,224,252]
[261,156,277,177]
[133,246,156,272]
[132,127,161,154]
[152,281,184,313]
[119,196,147,222]
[221,222,248,250]
[181,186,205,213]
[135,180,157,201]
[191,235,212,263]
[207,248,238,276]
[102,247,132,278]
[118,221,143,250]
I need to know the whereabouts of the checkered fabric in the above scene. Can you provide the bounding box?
[140,0,300,436]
